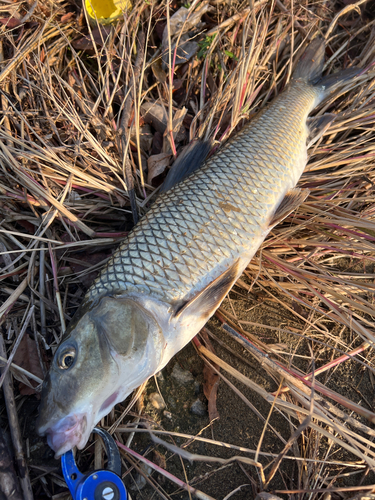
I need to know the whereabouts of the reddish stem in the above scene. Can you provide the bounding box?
[274,342,370,395]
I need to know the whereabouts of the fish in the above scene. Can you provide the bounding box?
[36,38,359,456]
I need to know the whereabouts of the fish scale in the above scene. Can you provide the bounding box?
[89,81,317,304]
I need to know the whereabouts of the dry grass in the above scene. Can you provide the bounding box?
[0,0,375,498]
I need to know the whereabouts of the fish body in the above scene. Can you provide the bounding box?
[89,78,315,362]
[37,39,358,456]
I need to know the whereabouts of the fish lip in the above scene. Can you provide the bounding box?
[42,414,90,458]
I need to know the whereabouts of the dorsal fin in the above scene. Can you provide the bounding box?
[269,188,309,229]
[160,139,212,193]
[173,259,241,320]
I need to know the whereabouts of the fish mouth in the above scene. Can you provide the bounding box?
[40,414,89,458]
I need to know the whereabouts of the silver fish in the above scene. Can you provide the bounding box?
[36,39,358,456]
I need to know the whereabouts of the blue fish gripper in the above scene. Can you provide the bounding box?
[61,427,127,500]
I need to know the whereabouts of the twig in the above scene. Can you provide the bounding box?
[48,243,66,334]
[0,355,43,384]
[206,0,268,35]
[149,431,266,480]
[39,244,47,339]
[117,441,216,500]
[0,333,33,500]
[0,277,29,320]
[220,321,375,424]
[118,32,145,225]
[112,427,367,467]
[165,0,177,158]
[20,0,38,23]
[274,341,370,394]
[325,0,370,40]
[0,427,23,500]
[275,0,308,37]
[0,306,34,390]
[264,375,315,487]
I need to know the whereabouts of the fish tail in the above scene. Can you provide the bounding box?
[293,37,361,98]
[318,68,361,96]
[293,38,326,84]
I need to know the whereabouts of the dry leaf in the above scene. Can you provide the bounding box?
[147,153,171,184]
[151,59,167,84]
[142,102,186,150]
[12,335,43,396]
[0,18,22,28]
[142,102,169,134]
[130,124,153,153]
[161,5,212,68]
[73,27,111,51]
[200,330,220,422]
[61,12,75,24]
[171,107,187,139]
[151,131,163,155]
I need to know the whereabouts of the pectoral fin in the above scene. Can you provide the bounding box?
[307,114,335,148]
[269,188,309,229]
[174,259,241,320]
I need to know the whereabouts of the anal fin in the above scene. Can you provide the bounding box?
[173,259,241,320]
[307,113,335,148]
[269,188,309,229]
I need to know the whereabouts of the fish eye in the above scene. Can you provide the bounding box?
[57,347,76,370]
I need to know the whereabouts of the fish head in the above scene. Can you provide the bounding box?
[36,295,164,457]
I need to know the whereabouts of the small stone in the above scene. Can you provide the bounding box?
[149,392,165,410]
[194,381,201,395]
[69,190,81,202]
[190,399,207,417]
[171,363,194,385]
[29,442,43,453]
[168,397,176,408]
[163,410,172,419]
[129,464,153,491]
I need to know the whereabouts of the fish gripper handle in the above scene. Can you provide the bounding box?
[61,428,127,500]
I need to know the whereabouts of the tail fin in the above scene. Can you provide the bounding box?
[319,67,361,94]
[293,37,325,84]
[293,37,361,95]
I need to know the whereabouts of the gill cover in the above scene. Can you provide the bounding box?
[94,296,154,356]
